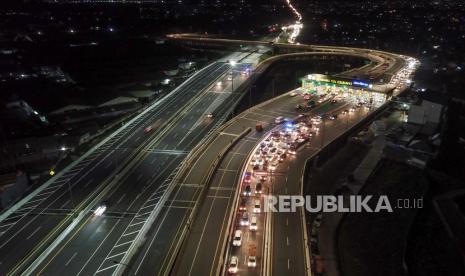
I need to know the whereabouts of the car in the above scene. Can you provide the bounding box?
[275,116,284,124]
[228,256,238,273]
[259,175,267,182]
[307,100,316,108]
[207,113,214,118]
[279,153,287,162]
[93,202,107,216]
[295,104,303,110]
[243,172,252,183]
[255,183,262,194]
[243,185,252,196]
[342,109,349,114]
[249,215,258,231]
[330,99,338,104]
[227,75,233,81]
[290,91,297,96]
[253,199,261,213]
[329,114,338,120]
[269,162,278,171]
[216,81,222,87]
[232,230,242,246]
[144,126,153,133]
[349,107,356,112]
[248,255,257,267]
[240,212,250,226]
[239,197,247,211]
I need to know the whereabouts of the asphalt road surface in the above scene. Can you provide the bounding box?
[0,57,255,275]
[170,91,379,276]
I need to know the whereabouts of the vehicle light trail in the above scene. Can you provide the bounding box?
[280,0,303,44]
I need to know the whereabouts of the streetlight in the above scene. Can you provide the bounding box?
[229,60,236,92]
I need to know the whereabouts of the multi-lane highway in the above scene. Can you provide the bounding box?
[0,34,418,275]
[29,60,260,275]
[0,52,259,275]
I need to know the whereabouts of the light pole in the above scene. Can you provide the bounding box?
[229,60,236,93]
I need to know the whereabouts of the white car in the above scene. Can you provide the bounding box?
[240,212,250,226]
[275,116,284,124]
[232,230,242,246]
[228,256,238,273]
[93,203,107,216]
[253,200,261,213]
[248,255,257,267]
[289,91,297,97]
[249,216,258,231]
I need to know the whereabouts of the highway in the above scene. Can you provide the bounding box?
[29,59,260,275]
[0,51,257,275]
[166,43,417,275]
[166,87,374,276]
[0,35,418,275]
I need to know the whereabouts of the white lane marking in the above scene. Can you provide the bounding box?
[116,193,126,205]
[60,200,70,209]
[26,226,41,240]
[286,218,289,226]
[107,251,126,260]
[95,264,118,274]
[288,258,290,269]
[65,252,77,267]
[286,236,289,246]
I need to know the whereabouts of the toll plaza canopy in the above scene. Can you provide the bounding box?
[300,73,393,95]
[299,73,392,106]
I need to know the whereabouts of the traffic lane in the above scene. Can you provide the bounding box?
[134,139,252,276]
[0,215,66,275]
[34,215,128,276]
[35,62,235,273]
[172,141,252,276]
[34,154,182,275]
[271,158,311,276]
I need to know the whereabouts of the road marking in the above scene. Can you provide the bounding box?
[65,252,77,267]
[150,158,157,164]
[137,173,143,182]
[107,251,126,260]
[286,218,289,226]
[95,263,118,274]
[26,226,41,240]
[287,236,289,246]
[116,193,126,205]
[288,258,290,269]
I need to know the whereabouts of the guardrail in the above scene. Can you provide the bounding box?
[163,127,251,276]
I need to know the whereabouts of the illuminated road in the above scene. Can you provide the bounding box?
[0,32,418,275]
